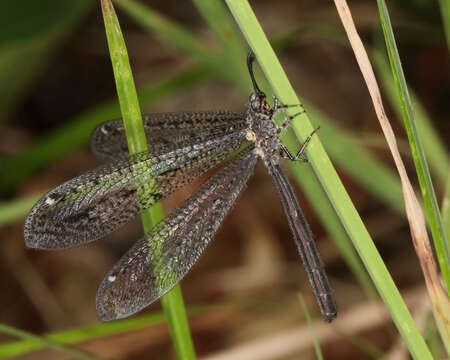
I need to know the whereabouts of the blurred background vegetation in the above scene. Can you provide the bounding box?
[0,0,448,359]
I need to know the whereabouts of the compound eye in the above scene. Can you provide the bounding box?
[251,99,260,111]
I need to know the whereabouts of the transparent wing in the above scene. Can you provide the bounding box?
[95,149,257,321]
[24,131,249,250]
[91,111,247,160]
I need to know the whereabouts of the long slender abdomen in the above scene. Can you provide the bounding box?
[268,162,337,322]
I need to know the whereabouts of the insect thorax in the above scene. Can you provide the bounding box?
[245,109,281,166]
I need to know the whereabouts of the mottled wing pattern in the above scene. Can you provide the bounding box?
[91,111,247,160]
[24,131,248,250]
[95,149,257,321]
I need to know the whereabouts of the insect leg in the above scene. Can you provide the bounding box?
[279,126,320,162]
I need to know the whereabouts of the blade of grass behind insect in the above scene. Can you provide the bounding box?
[335,328,385,359]
[438,0,450,51]
[371,46,449,188]
[113,0,246,89]
[0,303,218,358]
[0,324,104,360]
[297,293,323,360]
[192,0,246,56]
[101,1,196,358]
[113,0,212,60]
[376,0,450,295]
[225,1,432,358]
[191,0,249,87]
[424,312,447,359]
[443,178,450,238]
[0,312,164,358]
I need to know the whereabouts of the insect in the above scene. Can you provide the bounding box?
[25,51,337,322]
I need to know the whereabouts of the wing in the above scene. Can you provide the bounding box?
[91,111,247,160]
[24,131,250,250]
[95,148,257,321]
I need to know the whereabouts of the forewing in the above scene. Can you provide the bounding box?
[91,111,247,160]
[95,149,257,321]
[24,131,248,250]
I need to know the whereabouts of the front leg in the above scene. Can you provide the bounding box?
[272,97,306,135]
[272,96,304,115]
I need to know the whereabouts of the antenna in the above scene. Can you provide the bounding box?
[247,50,262,94]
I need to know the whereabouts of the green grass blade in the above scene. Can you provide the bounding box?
[335,328,384,359]
[191,0,248,82]
[101,1,196,358]
[225,1,432,358]
[0,323,104,360]
[192,0,245,55]
[376,0,450,294]
[160,286,196,358]
[114,0,212,60]
[114,0,235,86]
[438,0,450,51]
[297,293,324,360]
[102,0,146,151]
[424,312,447,359]
[0,305,215,358]
[444,178,450,237]
[113,0,249,89]
[371,47,449,187]
[0,64,210,193]
[0,313,165,358]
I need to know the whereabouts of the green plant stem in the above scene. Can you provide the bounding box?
[376,0,450,295]
[0,304,219,358]
[0,324,103,360]
[438,0,450,51]
[371,47,449,187]
[101,1,196,358]
[225,1,432,359]
[297,294,323,360]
